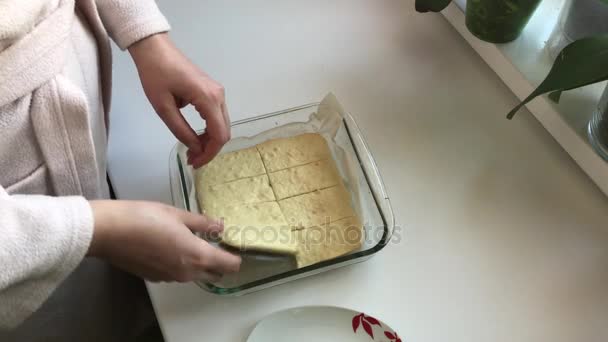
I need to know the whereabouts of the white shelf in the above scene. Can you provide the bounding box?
[442,0,608,196]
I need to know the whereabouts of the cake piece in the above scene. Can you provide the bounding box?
[195,147,266,186]
[294,216,363,268]
[268,159,341,200]
[279,185,356,229]
[198,175,275,213]
[257,133,331,172]
[206,202,296,254]
[194,133,360,260]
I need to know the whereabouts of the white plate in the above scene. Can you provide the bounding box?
[247,306,401,342]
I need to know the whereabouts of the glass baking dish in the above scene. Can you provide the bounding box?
[169,94,394,295]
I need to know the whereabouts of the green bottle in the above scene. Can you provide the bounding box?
[466,0,542,43]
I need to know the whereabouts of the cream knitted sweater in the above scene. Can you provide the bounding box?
[0,0,169,329]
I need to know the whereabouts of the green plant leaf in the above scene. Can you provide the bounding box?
[507,34,608,119]
[415,0,452,12]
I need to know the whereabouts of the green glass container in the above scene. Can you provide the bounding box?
[466,0,543,43]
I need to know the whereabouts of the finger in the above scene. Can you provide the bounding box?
[190,133,223,168]
[192,98,229,162]
[187,143,206,165]
[198,243,242,274]
[188,133,210,165]
[157,94,203,154]
[187,144,202,161]
[192,103,230,168]
[190,132,224,167]
[180,227,242,274]
[189,102,230,167]
[188,133,209,164]
[177,208,224,234]
[192,97,226,143]
[221,102,230,128]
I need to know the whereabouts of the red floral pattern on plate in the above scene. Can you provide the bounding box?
[352,312,401,341]
[384,330,402,342]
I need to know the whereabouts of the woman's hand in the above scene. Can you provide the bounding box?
[88,200,241,282]
[129,33,230,168]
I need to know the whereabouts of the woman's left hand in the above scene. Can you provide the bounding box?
[129,33,230,168]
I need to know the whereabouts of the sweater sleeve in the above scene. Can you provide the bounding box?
[95,0,170,50]
[0,187,94,330]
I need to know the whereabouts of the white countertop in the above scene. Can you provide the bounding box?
[107,1,608,341]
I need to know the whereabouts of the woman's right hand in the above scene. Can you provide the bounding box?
[87,200,241,282]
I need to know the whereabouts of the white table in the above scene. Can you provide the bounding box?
[107,1,608,341]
